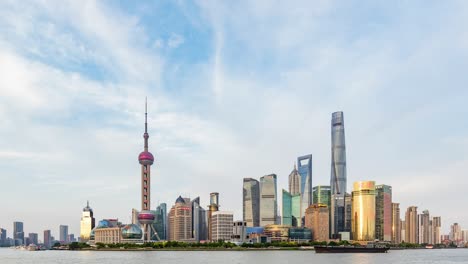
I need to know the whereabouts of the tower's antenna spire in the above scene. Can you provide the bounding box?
[144,97,149,151]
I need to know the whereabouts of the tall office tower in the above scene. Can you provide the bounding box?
[243,178,260,227]
[43,230,51,249]
[28,233,38,245]
[168,196,192,241]
[282,190,301,227]
[418,210,431,244]
[400,220,406,242]
[344,193,352,232]
[207,192,220,241]
[192,197,207,241]
[297,155,312,226]
[450,223,462,243]
[391,203,401,244]
[80,201,96,241]
[330,112,347,238]
[375,185,392,242]
[305,204,329,242]
[288,164,301,195]
[59,225,68,243]
[312,185,331,207]
[433,216,441,244]
[13,221,24,245]
[260,174,278,226]
[155,203,167,240]
[405,206,418,243]
[211,211,234,242]
[351,181,376,241]
[0,228,6,246]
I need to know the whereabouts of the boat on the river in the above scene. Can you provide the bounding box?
[314,245,389,253]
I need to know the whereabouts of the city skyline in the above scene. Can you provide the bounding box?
[1,0,468,238]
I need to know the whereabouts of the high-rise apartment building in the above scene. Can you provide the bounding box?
[243,178,260,227]
[288,165,301,195]
[297,155,312,226]
[43,230,51,249]
[260,174,278,226]
[207,192,220,241]
[28,233,38,245]
[351,181,376,241]
[80,201,95,241]
[59,225,68,244]
[433,216,441,244]
[330,111,347,238]
[304,204,329,242]
[391,203,401,244]
[418,210,431,244]
[400,220,406,243]
[450,223,462,243]
[13,221,24,245]
[405,206,418,243]
[375,184,392,242]
[168,196,192,242]
[211,211,234,242]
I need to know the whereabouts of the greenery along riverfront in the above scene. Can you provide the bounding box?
[64,241,458,250]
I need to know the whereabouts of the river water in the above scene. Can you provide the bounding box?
[1,248,467,264]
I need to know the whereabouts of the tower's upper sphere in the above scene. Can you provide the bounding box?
[138,210,155,224]
[139,151,154,165]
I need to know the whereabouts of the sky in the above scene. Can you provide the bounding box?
[1,0,468,240]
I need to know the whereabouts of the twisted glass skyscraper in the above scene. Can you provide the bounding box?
[330,111,347,238]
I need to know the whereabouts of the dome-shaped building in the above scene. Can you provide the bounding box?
[175,196,186,204]
[121,224,143,239]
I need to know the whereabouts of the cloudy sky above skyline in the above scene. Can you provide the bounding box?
[1,0,468,239]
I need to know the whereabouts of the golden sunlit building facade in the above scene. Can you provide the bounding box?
[351,181,376,241]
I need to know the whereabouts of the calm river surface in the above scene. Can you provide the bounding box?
[1,248,468,264]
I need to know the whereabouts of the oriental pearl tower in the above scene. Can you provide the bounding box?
[137,98,157,242]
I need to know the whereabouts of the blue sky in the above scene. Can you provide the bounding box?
[1,0,468,239]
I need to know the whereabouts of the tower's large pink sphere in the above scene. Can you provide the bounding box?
[138,210,155,225]
[138,151,154,165]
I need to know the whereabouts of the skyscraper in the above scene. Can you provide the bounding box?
[59,225,68,244]
[375,184,392,242]
[243,178,260,227]
[288,164,300,195]
[282,190,292,226]
[191,197,207,242]
[312,185,331,207]
[155,203,167,240]
[433,216,441,244]
[297,155,312,226]
[137,99,157,242]
[0,228,6,246]
[28,233,38,245]
[211,211,234,242]
[351,181,376,241]
[330,111,347,238]
[207,192,220,241]
[80,201,95,242]
[391,203,401,244]
[305,204,329,242]
[168,196,192,241]
[260,174,278,226]
[405,206,418,243]
[43,230,51,249]
[450,223,462,243]
[418,210,431,244]
[13,221,24,246]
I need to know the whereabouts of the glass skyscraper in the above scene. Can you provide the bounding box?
[351,181,376,241]
[297,155,312,226]
[375,184,392,242]
[312,185,331,207]
[243,178,260,227]
[330,111,347,238]
[282,190,301,227]
[155,203,167,240]
[260,174,278,226]
[13,221,24,246]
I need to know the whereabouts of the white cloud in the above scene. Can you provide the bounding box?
[167,33,185,48]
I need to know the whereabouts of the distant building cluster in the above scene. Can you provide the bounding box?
[2,107,467,248]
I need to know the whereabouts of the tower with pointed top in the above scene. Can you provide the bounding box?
[137,99,156,242]
[80,201,95,242]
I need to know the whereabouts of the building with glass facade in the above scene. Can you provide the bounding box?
[43,230,51,249]
[13,221,24,246]
[391,203,401,244]
[312,185,331,207]
[264,225,290,242]
[288,227,312,242]
[243,178,260,227]
[305,204,329,242]
[154,203,167,240]
[351,181,376,241]
[405,206,418,243]
[260,174,278,226]
[282,190,301,227]
[191,197,207,242]
[297,155,312,226]
[330,111,347,238]
[375,184,392,242]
